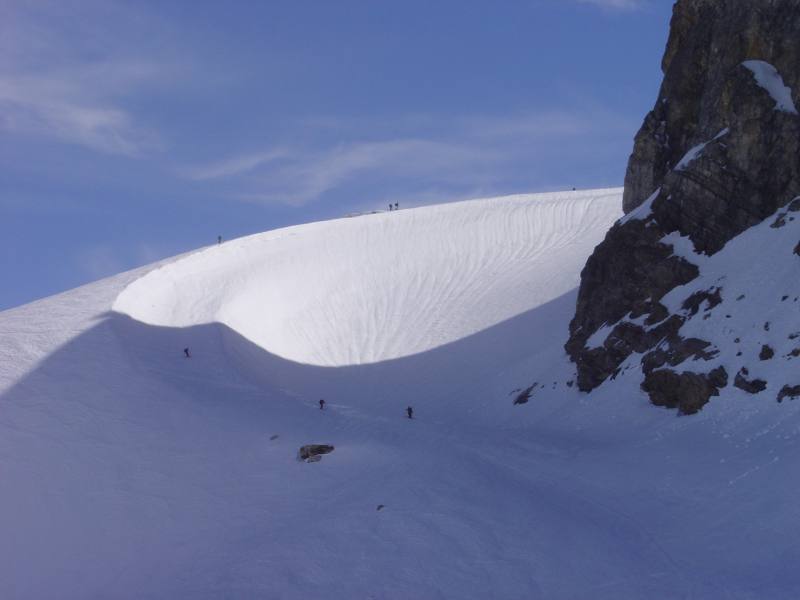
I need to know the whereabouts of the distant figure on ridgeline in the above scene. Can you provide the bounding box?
[388,203,393,211]
[319,399,325,410]
[217,235,222,244]
[406,406,413,419]
[183,347,191,358]
[394,202,399,210]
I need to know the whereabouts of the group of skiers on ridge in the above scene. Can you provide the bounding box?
[388,202,399,211]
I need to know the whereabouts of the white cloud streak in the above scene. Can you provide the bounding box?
[0,73,161,156]
[181,107,635,206]
[179,150,290,181]
[0,1,169,156]
[233,139,501,206]
[574,0,643,10]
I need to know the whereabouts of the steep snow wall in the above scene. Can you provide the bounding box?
[115,190,622,367]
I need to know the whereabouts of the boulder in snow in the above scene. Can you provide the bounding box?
[298,444,335,462]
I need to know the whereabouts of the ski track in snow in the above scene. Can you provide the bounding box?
[2,188,800,599]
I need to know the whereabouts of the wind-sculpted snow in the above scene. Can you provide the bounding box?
[5,189,800,599]
[114,190,621,366]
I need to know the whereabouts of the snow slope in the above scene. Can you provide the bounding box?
[3,188,800,599]
[114,192,614,367]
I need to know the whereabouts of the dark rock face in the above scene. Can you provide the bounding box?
[298,444,335,461]
[642,366,728,415]
[734,368,767,394]
[759,345,775,360]
[565,0,800,412]
[623,0,800,214]
[777,385,800,403]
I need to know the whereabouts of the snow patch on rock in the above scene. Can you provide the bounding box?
[742,60,799,115]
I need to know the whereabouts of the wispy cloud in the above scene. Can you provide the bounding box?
[574,0,643,9]
[0,1,170,156]
[0,72,161,156]
[179,150,289,181]
[231,139,501,206]
[181,106,636,206]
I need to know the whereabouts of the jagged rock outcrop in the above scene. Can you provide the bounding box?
[623,0,800,214]
[566,0,800,410]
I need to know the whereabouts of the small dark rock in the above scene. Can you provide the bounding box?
[566,380,574,388]
[377,504,385,511]
[513,385,535,405]
[269,434,279,441]
[707,366,729,389]
[759,345,775,360]
[778,385,800,403]
[641,367,728,415]
[782,295,789,301]
[298,444,335,461]
[795,241,800,256]
[736,294,745,301]
[682,287,723,316]
[771,212,787,228]
[734,368,767,394]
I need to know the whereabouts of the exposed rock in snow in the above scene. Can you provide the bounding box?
[641,365,727,415]
[734,368,767,394]
[567,0,800,410]
[298,444,335,461]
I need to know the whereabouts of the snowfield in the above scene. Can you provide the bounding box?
[2,188,800,599]
[114,192,616,367]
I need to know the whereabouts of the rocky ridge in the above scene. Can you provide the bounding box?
[565,0,800,413]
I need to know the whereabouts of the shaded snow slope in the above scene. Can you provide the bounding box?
[4,189,800,599]
[114,190,621,367]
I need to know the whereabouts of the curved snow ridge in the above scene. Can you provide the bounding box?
[113,189,623,366]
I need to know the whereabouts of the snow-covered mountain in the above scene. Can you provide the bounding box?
[4,187,800,599]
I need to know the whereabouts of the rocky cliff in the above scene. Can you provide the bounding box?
[566,0,800,413]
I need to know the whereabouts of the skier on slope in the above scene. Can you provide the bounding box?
[319,399,326,410]
[406,406,413,419]
[183,347,191,358]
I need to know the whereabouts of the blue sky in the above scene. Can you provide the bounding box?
[1,0,674,310]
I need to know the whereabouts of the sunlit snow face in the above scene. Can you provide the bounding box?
[114,191,621,366]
